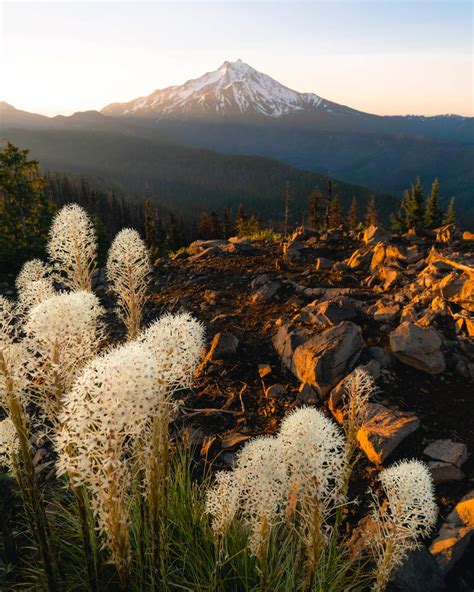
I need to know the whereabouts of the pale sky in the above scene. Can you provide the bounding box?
[1,0,472,117]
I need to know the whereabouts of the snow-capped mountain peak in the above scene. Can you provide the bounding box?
[101,59,328,119]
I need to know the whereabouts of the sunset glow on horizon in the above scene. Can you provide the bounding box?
[1,0,472,118]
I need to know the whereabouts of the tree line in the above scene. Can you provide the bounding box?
[0,141,458,271]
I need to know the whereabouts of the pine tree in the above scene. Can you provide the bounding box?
[365,195,379,226]
[198,210,211,239]
[222,207,234,238]
[324,178,333,230]
[405,177,424,230]
[307,188,323,229]
[444,197,456,225]
[347,196,358,229]
[143,197,160,257]
[424,179,443,228]
[283,181,290,237]
[328,195,345,228]
[0,141,55,269]
[208,210,222,239]
[165,213,180,251]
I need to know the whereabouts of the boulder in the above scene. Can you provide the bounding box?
[187,239,227,255]
[430,491,474,575]
[272,323,311,369]
[367,345,395,368]
[390,547,445,592]
[356,403,420,464]
[300,297,358,328]
[462,231,474,241]
[428,461,465,484]
[423,439,468,468]
[291,321,364,395]
[362,225,391,245]
[389,321,446,374]
[290,226,319,242]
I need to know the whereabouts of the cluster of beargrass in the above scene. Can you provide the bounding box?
[0,205,437,591]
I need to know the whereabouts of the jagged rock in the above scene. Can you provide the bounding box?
[400,305,418,323]
[290,226,318,241]
[362,225,391,245]
[272,323,311,369]
[389,321,446,374]
[373,303,400,323]
[462,231,474,241]
[296,382,321,405]
[356,403,420,464]
[265,383,286,397]
[390,547,445,592]
[430,491,474,575]
[424,439,468,467]
[428,461,465,484]
[251,281,281,303]
[314,257,333,270]
[291,321,364,395]
[346,248,372,270]
[283,240,304,262]
[455,356,474,379]
[204,332,239,362]
[435,224,460,243]
[187,239,228,255]
[299,297,358,327]
[190,246,221,260]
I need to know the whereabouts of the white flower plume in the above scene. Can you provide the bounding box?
[106,228,151,338]
[47,204,97,290]
[139,312,205,390]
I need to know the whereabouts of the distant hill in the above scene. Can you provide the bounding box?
[3,128,396,223]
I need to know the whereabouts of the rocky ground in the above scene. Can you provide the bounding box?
[1,223,472,591]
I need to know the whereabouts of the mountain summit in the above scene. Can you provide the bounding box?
[101,59,348,119]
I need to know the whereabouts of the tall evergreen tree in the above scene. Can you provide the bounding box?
[347,196,359,229]
[0,141,55,269]
[328,195,344,228]
[197,210,211,239]
[424,179,443,228]
[143,197,161,258]
[405,177,424,230]
[324,178,333,230]
[222,207,234,238]
[444,197,456,225]
[307,188,323,229]
[390,190,410,233]
[208,210,222,239]
[165,212,181,251]
[365,195,379,226]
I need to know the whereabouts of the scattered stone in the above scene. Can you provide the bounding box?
[423,439,468,467]
[258,364,272,379]
[362,225,391,245]
[462,231,474,241]
[373,303,400,323]
[346,248,372,270]
[314,257,333,270]
[389,321,446,374]
[204,332,239,363]
[356,403,420,464]
[251,281,281,303]
[435,224,459,243]
[265,383,286,398]
[430,491,474,575]
[296,382,321,406]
